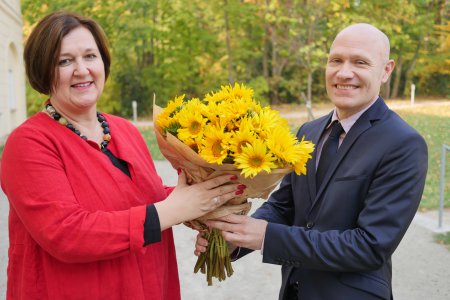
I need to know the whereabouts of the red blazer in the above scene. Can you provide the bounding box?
[1,112,179,300]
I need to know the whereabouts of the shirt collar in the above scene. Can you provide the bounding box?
[329,96,379,133]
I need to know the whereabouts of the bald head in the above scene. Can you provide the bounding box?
[325,23,395,118]
[332,23,391,62]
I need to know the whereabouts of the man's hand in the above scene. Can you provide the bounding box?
[194,231,208,256]
[194,230,238,256]
[206,214,268,250]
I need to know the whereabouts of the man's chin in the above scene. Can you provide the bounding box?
[330,96,358,107]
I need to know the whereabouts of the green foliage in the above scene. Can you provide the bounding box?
[419,74,450,97]
[25,82,48,116]
[21,0,448,118]
[247,76,270,106]
[396,107,450,210]
[97,79,123,114]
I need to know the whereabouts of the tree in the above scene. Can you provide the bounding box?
[21,0,448,117]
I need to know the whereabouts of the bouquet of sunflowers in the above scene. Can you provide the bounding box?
[154,83,314,285]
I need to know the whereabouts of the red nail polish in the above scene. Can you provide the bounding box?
[230,175,238,180]
[235,190,244,195]
[237,184,246,190]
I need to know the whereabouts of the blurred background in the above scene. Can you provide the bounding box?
[19,0,449,117]
[0,0,449,299]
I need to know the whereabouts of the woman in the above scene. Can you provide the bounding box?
[0,11,244,299]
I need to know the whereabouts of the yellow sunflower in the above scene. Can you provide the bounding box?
[177,106,207,142]
[199,101,219,127]
[157,116,179,133]
[229,118,256,155]
[158,82,315,179]
[165,94,185,115]
[220,98,253,120]
[199,125,231,164]
[234,139,277,178]
[266,127,299,164]
[204,89,228,104]
[206,101,236,129]
[251,107,287,139]
[225,83,254,101]
[291,137,315,175]
[184,137,201,152]
[156,95,185,132]
[183,97,205,112]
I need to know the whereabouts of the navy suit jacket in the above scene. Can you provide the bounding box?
[237,98,428,299]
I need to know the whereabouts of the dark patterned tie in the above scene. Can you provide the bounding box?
[316,121,344,191]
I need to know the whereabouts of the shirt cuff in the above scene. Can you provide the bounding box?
[230,247,241,262]
[143,204,162,246]
[260,234,265,255]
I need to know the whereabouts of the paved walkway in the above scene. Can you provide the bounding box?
[3,161,449,299]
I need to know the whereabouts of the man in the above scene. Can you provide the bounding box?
[196,24,428,299]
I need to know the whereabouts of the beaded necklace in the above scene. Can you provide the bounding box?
[45,103,111,150]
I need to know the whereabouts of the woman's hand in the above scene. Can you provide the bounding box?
[155,171,245,231]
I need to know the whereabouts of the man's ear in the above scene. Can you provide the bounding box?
[381,59,395,83]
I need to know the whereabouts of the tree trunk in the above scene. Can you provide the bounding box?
[262,0,270,80]
[224,0,234,85]
[305,13,317,105]
[269,19,279,104]
[402,42,421,97]
[306,72,314,120]
[384,76,391,99]
[391,56,402,99]
[307,71,312,105]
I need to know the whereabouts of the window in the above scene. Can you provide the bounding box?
[7,68,16,110]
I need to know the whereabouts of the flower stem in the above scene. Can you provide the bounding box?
[193,228,234,285]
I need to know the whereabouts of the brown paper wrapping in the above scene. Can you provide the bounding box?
[153,103,291,230]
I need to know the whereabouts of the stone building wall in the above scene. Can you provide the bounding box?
[0,0,26,143]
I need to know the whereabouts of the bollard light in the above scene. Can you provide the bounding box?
[132,101,137,123]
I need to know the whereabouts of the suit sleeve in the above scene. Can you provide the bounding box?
[261,131,428,272]
[252,172,296,225]
[231,173,296,260]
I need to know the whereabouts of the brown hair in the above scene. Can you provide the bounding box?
[24,11,111,95]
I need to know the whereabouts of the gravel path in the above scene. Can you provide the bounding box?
[1,160,449,299]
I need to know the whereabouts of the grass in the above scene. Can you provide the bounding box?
[139,126,165,160]
[394,103,450,210]
[434,232,450,249]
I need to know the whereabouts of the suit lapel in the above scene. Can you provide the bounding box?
[306,113,332,204]
[311,97,389,211]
